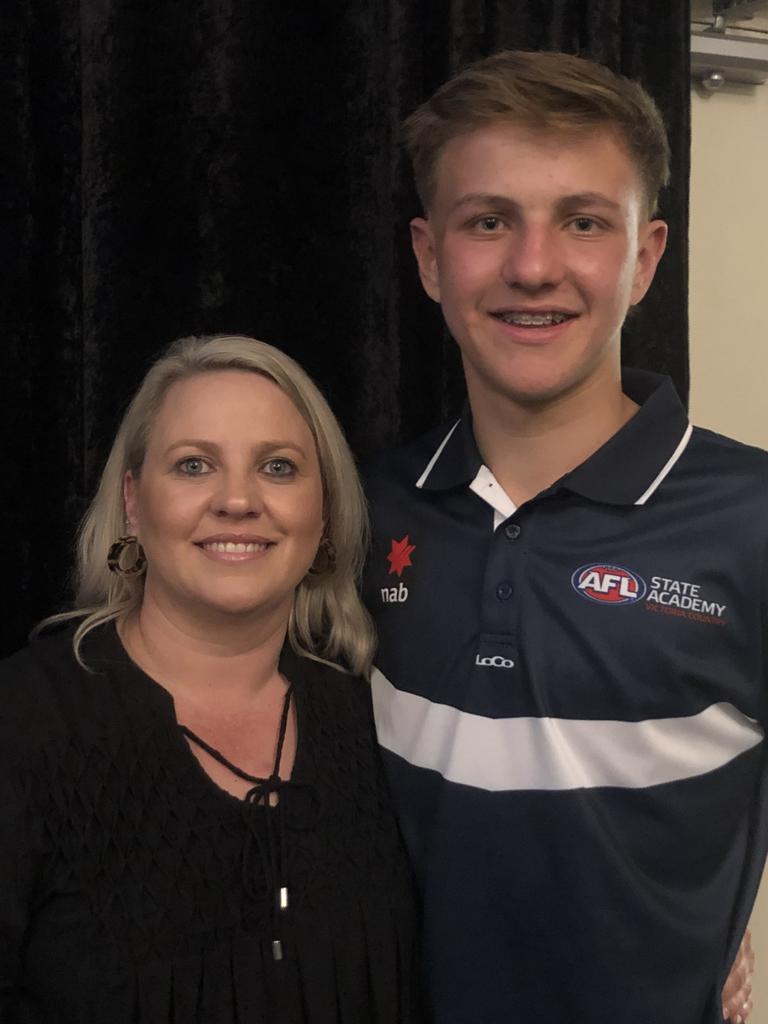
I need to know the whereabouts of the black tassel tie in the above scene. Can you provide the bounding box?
[180,683,296,961]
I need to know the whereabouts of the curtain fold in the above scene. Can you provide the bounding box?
[1,0,691,653]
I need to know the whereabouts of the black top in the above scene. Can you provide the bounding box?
[0,623,422,1023]
[364,369,768,1023]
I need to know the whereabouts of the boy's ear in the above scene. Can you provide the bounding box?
[410,217,442,303]
[630,218,668,306]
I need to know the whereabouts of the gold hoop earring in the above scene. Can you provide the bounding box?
[107,536,147,578]
[308,536,336,577]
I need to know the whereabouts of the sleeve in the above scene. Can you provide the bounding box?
[0,651,50,1011]
[0,763,33,1007]
[719,587,768,986]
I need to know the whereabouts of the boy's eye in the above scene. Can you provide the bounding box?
[176,457,211,476]
[572,217,598,232]
[476,216,503,231]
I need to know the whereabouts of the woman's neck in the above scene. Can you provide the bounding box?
[119,590,290,712]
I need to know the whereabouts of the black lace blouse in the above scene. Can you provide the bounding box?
[0,624,422,1023]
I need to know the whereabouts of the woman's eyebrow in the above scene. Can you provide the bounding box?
[163,439,308,457]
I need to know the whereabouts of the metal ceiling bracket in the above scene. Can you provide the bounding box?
[713,0,768,20]
[692,28,768,87]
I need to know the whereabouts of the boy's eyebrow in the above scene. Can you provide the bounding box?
[449,192,519,212]
[555,192,623,213]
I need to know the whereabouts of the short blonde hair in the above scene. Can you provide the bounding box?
[43,334,375,676]
[403,50,671,218]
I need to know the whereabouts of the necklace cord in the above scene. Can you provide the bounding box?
[180,682,295,961]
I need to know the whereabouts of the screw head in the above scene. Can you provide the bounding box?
[702,70,726,91]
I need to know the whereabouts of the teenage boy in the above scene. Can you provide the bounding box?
[364,51,764,1023]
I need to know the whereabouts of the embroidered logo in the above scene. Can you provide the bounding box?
[380,582,409,604]
[571,563,646,605]
[644,575,727,625]
[387,535,415,577]
[475,654,515,669]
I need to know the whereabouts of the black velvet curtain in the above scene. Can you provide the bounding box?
[1,0,691,654]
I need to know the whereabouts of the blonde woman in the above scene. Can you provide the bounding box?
[0,335,421,1022]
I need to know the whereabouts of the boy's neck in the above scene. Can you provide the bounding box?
[468,367,638,509]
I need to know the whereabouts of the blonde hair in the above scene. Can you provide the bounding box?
[403,50,671,218]
[42,334,375,676]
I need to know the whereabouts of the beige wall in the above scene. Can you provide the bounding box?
[688,6,768,1020]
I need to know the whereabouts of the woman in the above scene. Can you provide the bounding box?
[0,335,422,1022]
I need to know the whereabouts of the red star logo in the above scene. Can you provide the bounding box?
[387,535,415,577]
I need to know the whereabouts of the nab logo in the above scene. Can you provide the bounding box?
[571,563,646,605]
[382,535,415,604]
[387,536,415,577]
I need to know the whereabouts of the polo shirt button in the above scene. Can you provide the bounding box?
[504,523,521,540]
[496,582,513,601]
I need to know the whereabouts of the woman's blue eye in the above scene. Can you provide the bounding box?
[264,458,296,477]
[177,457,210,475]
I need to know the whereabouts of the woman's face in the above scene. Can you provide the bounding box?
[124,370,325,628]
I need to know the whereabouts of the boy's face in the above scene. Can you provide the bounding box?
[410,124,667,409]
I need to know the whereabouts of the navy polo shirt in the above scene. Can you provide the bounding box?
[363,369,768,1024]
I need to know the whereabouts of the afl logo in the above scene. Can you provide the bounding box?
[571,563,646,605]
